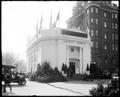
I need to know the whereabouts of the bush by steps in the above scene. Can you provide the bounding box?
[29,61,67,83]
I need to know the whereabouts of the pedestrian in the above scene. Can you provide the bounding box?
[66,66,70,79]
[69,65,73,78]
[3,70,12,93]
[86,63,90,75]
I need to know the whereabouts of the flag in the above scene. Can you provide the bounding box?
[39,14,43,33]
[50,9,52,28]
[56,11,60,21]
[53,11,60,28]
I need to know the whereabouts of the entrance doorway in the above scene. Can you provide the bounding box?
[69,62,75,74]
[69,59,80,74]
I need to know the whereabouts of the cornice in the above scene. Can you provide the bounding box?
[27,35,91,52]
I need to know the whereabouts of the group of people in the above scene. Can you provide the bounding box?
[2,68,12,93]
[62,63,74,78]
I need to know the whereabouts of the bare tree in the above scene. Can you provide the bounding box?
[14,60,26,72]
[2,52,18,66]
[2,52,26,72]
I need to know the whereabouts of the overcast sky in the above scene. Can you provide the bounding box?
[2,1,118,62]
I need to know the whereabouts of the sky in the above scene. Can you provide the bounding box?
[2,1,118,62]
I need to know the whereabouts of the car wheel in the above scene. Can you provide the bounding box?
[18,80,26,85]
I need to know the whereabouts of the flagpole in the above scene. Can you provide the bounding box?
[36,18,38,38]
[59,7,60,33]
[59,8,60,29]
[28,31,30,46]
[50,8,52,29]
[39,13,43,34]
[27,34,28,46]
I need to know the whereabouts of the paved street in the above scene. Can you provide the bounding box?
[2,79,109,96]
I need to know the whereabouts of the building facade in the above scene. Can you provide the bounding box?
[66,1,119,71]
[26,28,91,74]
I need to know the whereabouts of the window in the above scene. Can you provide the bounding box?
[104,44,107,50]
[91,41,94,47]
[77,48,79,52]
[87,9,89,14]
[105,58,108,64]
[112,23,114,29]
[96,8,98,13]
[112,34,114,40]
[91,30,94,36]
[71,47,74,52]
[96,41,98,48]
[115,24,118,29]
[104,33,107,39]
[115,34,118,40]
[115,45,118,51]
[91,7,94,13]
[104,22,107,28]
[115,14,118,19]
[112,13,114,18]
[96,19,98,24]
[91,18,94,23]
[96,30,98,36]
[112,44,114,51]
[104,12,107,17]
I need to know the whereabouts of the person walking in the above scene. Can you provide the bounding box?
[3,70,12,93]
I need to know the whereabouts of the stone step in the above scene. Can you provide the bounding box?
[69,74,87,80]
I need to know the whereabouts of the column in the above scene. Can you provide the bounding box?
[79,47,83,74]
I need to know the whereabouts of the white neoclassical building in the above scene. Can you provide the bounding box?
[26,28,92,74]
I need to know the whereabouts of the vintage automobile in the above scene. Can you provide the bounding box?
[2,64,26,85]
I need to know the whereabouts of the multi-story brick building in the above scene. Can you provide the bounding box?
[66,1,119,71]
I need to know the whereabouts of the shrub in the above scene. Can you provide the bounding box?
[41,61,51,75]
[25,72,32,78]
[35,62,67,83]
[29,72,37,81]
[36,64,42,77]
[89,81,119,96]
[54,67,60,74]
